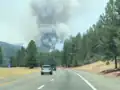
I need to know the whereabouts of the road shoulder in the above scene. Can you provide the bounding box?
[72,69,120,90]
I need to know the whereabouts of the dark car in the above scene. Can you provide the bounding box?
[41,65,53,75]
[52,65,56,71]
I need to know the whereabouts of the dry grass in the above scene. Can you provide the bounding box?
[73,61,120,77]
[73,61,115,73]
[0,67,40,78]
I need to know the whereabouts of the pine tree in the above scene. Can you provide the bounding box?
[26,40,37,68]
[0,47,3,66]
[10,56,17,67]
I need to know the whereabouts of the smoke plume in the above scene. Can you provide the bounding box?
[31,0,79,51]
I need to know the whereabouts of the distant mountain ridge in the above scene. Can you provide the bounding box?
[0,41,21,58]
[0,41,50,66]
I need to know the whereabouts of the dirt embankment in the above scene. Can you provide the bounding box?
[72,61,120,77]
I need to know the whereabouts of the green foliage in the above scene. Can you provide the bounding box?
[36,52,50,66]
[2,0,120,68]
[61,0,120,68]
[16,47,26,67]
[26,40,37,68]
[10,56,17,67]
[50,50,62,66]
[0,47,3,65]
[106,61,110,65]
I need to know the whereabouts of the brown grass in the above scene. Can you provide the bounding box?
[73,61,114,73]
[0,67,40,78]
[72,61,120,77]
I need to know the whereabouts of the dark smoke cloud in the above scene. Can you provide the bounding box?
[31,0,76,24]
[31,0,79,51]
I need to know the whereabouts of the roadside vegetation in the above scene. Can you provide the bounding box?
[1,0,120,77]
[61,0,120,69]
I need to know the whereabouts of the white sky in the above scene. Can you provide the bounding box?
[0,0,108,49]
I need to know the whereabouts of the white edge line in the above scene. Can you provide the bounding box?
[38,85,45,90]
[75,72,97,90]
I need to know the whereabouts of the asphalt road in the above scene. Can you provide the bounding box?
[1,68,120,90]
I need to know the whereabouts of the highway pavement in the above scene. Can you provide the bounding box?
[0,68,120,90]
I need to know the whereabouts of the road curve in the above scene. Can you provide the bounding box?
[0,68,93,90]
[1,68,120,90]
[41,69,93,90]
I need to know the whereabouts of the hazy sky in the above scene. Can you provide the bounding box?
[0,0,108,48]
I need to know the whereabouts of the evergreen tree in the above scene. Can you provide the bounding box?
[26,40,37,68]
[10,56,17,67]
[0,47,3,66]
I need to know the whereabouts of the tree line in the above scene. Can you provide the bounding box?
[61,0,120,68]
[0,40,62,68]
[9,40,38,68]
[1,0,120,69]
[0,40,38,68]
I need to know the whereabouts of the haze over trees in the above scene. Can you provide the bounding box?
[1,0,120,69]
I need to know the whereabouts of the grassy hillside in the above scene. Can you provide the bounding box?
[73,61,120,77]
[73,61,114,73]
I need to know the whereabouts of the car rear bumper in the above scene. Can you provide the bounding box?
[41,71,52,74]
[41,72,52,73]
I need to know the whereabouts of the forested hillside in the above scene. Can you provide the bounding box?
[0,41,21,57]
[1,0,120,69]
[0,41,21,66]
[61,0,120,68]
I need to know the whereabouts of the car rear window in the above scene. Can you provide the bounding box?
[42,65,51,68]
